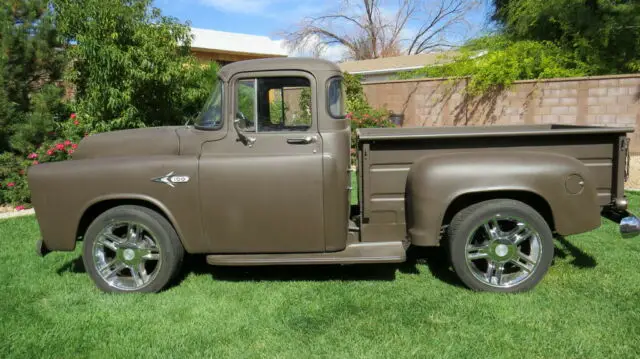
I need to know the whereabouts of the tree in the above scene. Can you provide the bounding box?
[53,0,218,132]
[284,0,477,60]
[491,0,640,73]
[0,0,68,154]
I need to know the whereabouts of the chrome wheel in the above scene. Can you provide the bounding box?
[92,221,162,291]
[465,215,542,288]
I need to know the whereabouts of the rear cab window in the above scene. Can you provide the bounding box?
[327,77,345,119]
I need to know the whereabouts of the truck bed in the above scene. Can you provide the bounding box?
[356,124,633,242]
[357,124,633,141]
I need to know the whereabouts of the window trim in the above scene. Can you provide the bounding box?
[326,76,346,120]
[233,75,314,133]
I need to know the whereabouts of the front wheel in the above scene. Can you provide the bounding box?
[82,205,184,293]
[447,199,554,293]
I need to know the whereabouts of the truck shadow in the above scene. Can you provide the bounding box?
[179,247,466,288]
[553,236,597,269]
[56,256,85,275]
[181,255,405,282]
[55,238,596,287]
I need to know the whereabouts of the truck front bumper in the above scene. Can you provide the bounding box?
[620,215,640,237]
[35,239,51,257]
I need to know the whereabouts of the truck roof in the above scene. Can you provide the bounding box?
[218,57,342,81]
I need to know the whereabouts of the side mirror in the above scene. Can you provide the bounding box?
[233,113,255,147]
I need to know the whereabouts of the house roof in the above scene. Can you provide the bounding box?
[191,28,288,57]
[338,52,457,75]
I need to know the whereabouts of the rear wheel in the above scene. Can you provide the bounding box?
[82,205,184,293]
[447,199,554,293]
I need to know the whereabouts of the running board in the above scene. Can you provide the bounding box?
[206,241,406,266]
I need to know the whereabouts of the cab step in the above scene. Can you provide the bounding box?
[206,241,406,266]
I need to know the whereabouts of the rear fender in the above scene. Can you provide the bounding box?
[406,151,600,246]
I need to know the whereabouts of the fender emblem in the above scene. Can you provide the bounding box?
[151,172,190,188]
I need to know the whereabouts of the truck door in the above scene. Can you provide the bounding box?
[199,71,325,253]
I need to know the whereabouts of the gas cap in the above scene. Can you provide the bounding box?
[565,174,585,195]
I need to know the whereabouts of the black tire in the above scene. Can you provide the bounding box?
[447,199,554,293]
[82,205,184,293]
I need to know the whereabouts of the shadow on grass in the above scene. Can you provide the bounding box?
[553,236,597,269]
[179,255,405,283]
[55,238,595,289]
[53,249,466,289]
[601,208,628,224]
[406,247,466,288]
[173,247,466,288]
[56,256,85,275]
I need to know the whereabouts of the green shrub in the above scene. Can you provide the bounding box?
[343,72,394,165]
[344,72,371,114]
[401,36,595,95]
[0,113,87,206]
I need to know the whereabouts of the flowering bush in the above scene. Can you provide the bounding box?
[0,113,90,206]
[347,108,394,165]
[343,73,395,165]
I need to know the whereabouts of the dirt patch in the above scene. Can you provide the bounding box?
[0,205,17,213]
[627,155,640,189]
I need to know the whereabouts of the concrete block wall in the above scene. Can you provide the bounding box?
[362,74,640,151]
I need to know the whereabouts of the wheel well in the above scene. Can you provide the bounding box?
[441,191,555,232]
[76,199,172,240]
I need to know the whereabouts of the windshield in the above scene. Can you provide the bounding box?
[195,79,223,130]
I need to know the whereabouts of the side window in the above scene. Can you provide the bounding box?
[235,77,312,132]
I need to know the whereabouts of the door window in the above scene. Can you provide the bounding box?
[235,77,312,132]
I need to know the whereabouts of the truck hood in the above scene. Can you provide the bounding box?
[72,127,181,160]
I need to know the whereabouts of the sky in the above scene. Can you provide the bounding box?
[154,0,493,60]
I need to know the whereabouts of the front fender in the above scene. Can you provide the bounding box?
[406,151,600,246]
[28,156,201,252]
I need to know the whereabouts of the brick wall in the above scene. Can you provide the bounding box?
[362,74,640,151]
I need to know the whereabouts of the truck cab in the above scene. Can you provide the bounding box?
[29,58,638,294]
[185,58,352,254]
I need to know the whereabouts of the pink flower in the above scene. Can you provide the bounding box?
[73,120,79,126]
[7,182,15,188]
[15,205,25,211]
[346,113,352,120]
[32,160,39,165]
[27,152,38,159]
[71,143,78,149]
[55,143,65,151]
[70,113,76,119]
[64,140,71,146]
[47,149,54,156]
[68,149,74,154]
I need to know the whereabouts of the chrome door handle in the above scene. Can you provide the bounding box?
[287,136,317,145]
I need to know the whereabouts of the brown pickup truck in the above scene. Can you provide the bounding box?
[29,58,639,293]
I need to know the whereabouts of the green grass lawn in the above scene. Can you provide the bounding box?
[2,194,640,358]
